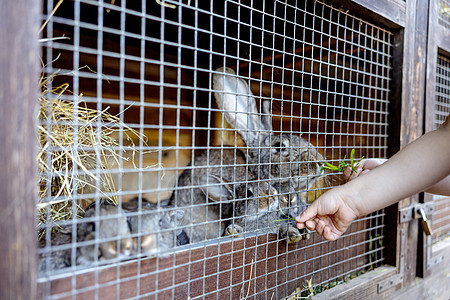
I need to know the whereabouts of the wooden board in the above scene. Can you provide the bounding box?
[0,0,39,299]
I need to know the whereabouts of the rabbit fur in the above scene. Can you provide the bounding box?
[122,197,186,256]
[170,149,249,243]
[170,67,324,244]
[220,180,281,236]
[38,203,132,272]
[213,67,325,241]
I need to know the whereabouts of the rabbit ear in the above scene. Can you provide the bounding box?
[195,174,234,202]
[213,67,271,146]
[260,99,272,131]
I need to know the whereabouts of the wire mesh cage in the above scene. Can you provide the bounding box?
[439,0,450,29]
[37,0,392,298]
[435,54,450,129]
[432,53,450,244]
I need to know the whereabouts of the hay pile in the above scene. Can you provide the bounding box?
[37,72,143,239]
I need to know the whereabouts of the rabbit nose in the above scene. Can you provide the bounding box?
[316,160,325,173]
[290,193,298,203]
[268,186,278,196]
[280,194,289,203]
[268,196,279,210]
[266,191,279,208]
[121,237,132,252]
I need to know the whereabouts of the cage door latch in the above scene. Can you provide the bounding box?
[418,207,433,236]
[399,202,434,224]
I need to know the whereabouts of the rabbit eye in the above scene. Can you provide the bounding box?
[272,140,289,153]
[159,216,168,227]
[272,141,284,152]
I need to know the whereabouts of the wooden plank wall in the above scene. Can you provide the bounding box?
[0,0,40,299]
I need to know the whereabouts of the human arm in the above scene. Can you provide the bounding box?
[424,175,450,195]
[296,115,450,241]
[342,159,450,195]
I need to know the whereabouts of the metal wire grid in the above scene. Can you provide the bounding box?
[435,54,450,129]
[432,54,450,243]
[439,0,450,29]
[37,0,391,298]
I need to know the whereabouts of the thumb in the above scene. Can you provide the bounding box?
[295,201,318,223]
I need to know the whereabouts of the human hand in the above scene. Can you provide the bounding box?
[295,187,359,241]
[342,158,387,181]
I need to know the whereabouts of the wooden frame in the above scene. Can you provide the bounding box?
[419,0,450,279]
[0,0,40,299]
[3,0,448,298]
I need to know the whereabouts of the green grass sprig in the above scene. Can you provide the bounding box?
[271,202,296,222]
[321,149,364,175]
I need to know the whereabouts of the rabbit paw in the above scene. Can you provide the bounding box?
[299,228,311,240]
[279,225,303,244]
[223,224,243,237]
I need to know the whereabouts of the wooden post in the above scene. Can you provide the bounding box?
[0,0,39,299]
[400,0,429,284]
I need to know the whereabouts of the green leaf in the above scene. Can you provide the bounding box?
[350,148,355,167]
[325,162,337,168]
[321,149,364,176]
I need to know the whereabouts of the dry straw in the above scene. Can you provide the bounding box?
[37,70,145,240]
[37,0,149,241]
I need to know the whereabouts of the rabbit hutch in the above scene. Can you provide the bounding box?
[1,0,450,299]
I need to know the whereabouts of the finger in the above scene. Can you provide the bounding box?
[343,166,354,180]
[305,220,317,231]
[296,222,305,230]
[316,219,325,236]
[323,226,338,241]
[295,202,319,223]
[349,166,362,180]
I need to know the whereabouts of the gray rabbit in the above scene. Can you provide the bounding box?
[218,179,281,236]
[76,204,132,265]
[213,177,308,241]
[170,149,250,243]
[38,203,132,272]
[191,174,293,239]
[213,67,324,241]
[38,230,72,273]
[169,67,324,244]
[122,197,186,256]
